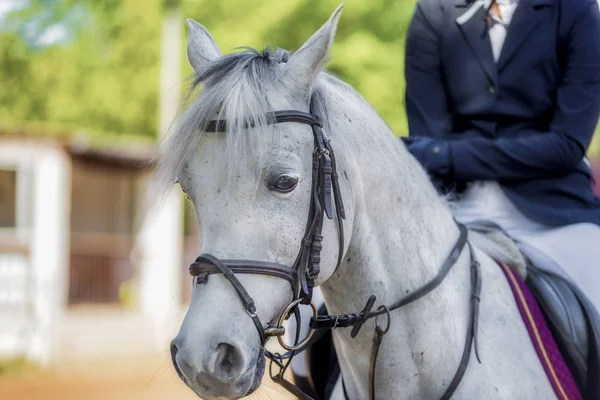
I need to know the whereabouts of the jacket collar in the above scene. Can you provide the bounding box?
[454,0,552,76]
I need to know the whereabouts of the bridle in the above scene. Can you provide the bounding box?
[187,104,482,400]
[189,108,346,342]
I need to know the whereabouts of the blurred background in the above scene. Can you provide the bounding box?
[0,0,598,399]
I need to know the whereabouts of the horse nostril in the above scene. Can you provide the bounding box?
[170,341,186,382]
[170,342,178,360]
[212,342,245,383]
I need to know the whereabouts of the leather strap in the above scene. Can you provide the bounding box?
[342,377,351,400]
[309,224,481,399]
[351,295,376,338]
[266,309,318,400]
[272,374,317,400]
[385,223,469,315]
[190,259,297,289]
[189,107,478,400]
[326,135,347,271]
[369,306,390,400]
[369,330,384,400]
[194,254,265,344]
[196,108,346,308]
[310,224,469,331]
[204,110,322,132]
[190,107,347,400]
[440,241,482,400]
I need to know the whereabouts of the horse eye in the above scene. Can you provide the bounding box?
[271,174,299,193]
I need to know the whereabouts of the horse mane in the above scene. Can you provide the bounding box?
[154,46,333,199]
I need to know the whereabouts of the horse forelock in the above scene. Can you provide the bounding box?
[154,46,333,200]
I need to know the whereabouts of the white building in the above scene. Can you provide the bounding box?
[0,134,197,367]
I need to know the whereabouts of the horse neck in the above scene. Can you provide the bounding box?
[319,77,462,307]
[317,79,473,395]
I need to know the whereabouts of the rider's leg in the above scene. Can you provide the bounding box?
[449,182,600,310]
[517,223,600,312]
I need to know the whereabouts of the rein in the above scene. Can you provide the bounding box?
[187,107,482,399]
[328,224,482,400]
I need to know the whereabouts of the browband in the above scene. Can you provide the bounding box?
[204,110,322,133]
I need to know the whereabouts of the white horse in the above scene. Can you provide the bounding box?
[161,5,557,400]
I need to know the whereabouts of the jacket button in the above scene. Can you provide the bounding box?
[489,86,496,95]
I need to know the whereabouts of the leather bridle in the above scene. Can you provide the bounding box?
[187,105,482,400]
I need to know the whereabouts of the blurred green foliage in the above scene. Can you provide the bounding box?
[0,0,162,138]
[0,0,598,155]
[182,0,415,135]
[0,357,39,377]
[0,0,415,139]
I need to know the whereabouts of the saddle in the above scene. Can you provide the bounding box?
[468,222,600,400]
[526,265,600,400]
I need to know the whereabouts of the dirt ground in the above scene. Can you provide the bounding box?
[0,356,296,400]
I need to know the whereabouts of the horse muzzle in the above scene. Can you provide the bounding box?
[170,336,264,399]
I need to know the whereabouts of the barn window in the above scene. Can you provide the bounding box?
[0,169,17,228]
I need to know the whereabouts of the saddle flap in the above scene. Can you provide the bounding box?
[527,265,600,400]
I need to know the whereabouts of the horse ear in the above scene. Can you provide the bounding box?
[186,19,222,74]
[284,4,344,92]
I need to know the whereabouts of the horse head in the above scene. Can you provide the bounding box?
[163,5,350,399]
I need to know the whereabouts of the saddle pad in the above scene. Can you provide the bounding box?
[498,262,581,400]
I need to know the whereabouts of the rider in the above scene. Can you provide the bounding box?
[403,0,600,311]
[291,0,600,396]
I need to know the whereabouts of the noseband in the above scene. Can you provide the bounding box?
[187,106,481,400]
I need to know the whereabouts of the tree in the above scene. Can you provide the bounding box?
[182,0,416,135]
[0,0,162,138]
[1,0,418,138]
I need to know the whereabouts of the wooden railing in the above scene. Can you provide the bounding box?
[69,233,134,305]
[0,234,30,311]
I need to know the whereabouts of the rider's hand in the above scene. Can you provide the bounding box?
[402,136,452,177]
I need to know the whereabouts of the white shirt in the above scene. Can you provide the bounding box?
[485,0,519,61]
